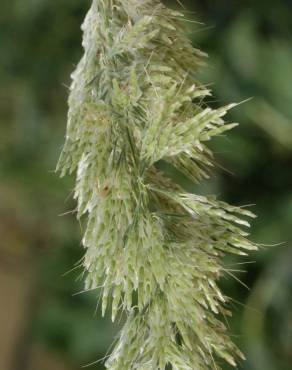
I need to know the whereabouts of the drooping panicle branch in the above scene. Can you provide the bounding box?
[57,1,257,368]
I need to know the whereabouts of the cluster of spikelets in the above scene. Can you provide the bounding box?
[57,0,257,369]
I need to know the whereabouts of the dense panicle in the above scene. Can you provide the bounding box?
[57,0,257,368]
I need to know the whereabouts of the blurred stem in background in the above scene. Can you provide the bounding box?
[247,100,292,151]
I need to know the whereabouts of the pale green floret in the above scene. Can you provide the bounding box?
[57,0,257,369]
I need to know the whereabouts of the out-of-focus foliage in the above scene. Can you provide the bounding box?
[1,0,292,369]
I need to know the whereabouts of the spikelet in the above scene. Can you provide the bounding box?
[57,1,257,368]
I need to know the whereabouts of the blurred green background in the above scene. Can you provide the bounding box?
[1,0,292,369]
